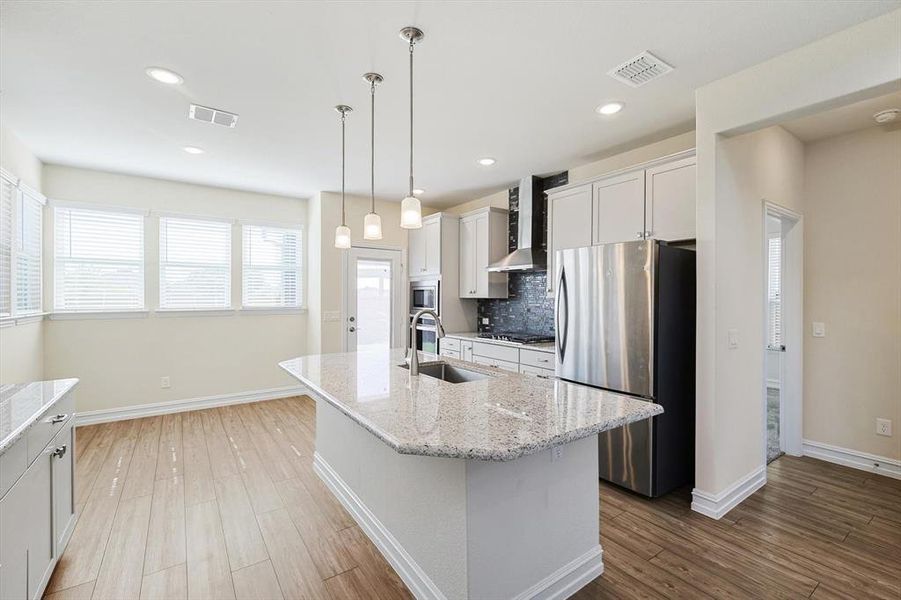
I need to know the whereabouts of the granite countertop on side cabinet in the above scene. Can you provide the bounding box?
[443,332,555,354]
[279,348,660,462]
[0,378,79,454]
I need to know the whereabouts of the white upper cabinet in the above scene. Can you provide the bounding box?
[645,156,696,241]
[546,185,593,297]
[593,171,646,245]
[408,214,442,278]
[408,226,426,276]
[459,208,508,299]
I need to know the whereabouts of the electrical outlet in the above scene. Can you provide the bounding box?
[160,376,171,389]
[481,317,489,325]
[876,418,892,437]
[812,322,826,337]
[727,329,739,349]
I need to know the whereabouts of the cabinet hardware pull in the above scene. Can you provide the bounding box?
[47,414,68,424]
[51,445,67,458]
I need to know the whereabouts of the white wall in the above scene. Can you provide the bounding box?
[306,192,408,355]
[803,125,901,460]
[694,9,901,497]
[41,165,308,413]
[0,126,44,383]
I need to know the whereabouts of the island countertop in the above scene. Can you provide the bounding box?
[279,348,661,461]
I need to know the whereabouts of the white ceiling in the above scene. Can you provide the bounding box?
[1,1,898,207]
[781,90,901,142]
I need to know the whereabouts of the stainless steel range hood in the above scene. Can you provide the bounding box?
[487,176,546,272]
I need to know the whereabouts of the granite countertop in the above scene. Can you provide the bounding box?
[279,348,660,462]
[0,378,79,454]
[444,332,555,354]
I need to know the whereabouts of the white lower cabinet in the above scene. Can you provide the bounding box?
[0,406,76,600]
[519,363,555,379]
[444,337,555,376]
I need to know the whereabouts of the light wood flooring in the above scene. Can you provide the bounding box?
[45,396,900,599]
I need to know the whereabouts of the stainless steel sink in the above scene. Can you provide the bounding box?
[400,362,494,384]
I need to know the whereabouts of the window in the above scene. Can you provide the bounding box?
[242,224,303,308]
[160,216,231,310]
[767,235,782,349]
[1,173,44,318]
[54,206,145,312]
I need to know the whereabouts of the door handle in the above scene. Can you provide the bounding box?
[556,266,568,363]
[46,414,68,424]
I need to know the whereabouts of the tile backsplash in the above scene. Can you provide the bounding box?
[477,172,568,336]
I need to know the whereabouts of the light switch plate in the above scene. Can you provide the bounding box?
[160,376,171,389]
[727,329,739,349]
[812,322,826,337]
[876,418,892,437]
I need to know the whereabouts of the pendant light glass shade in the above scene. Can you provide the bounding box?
[334,225,351,249]
[363,212,383,240]
[400,195,422,229]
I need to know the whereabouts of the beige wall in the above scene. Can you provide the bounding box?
[803,125,901,460]
[0,126,45,383]
[694,9,900,495]
[41,165,307,413]
[306,192,408,355]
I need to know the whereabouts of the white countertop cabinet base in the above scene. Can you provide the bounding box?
[314,399,602,599]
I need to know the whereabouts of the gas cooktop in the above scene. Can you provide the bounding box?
[477,332,555,345]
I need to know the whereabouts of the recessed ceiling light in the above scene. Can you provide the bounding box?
[182,146,204,154]
[146,67,184,85]
[596,102,624,116]
[478,157,496,166]
[413,188,425,195]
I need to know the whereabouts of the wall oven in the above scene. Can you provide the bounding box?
[413,319,439,354]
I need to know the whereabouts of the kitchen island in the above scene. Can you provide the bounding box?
[279,349,661,600]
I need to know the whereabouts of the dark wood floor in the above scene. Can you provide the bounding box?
[48,396,900,599]
[580,455,901,599]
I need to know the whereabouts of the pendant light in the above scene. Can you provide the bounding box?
[363,72,384,240]
[334,104,353,249]
[399,26,424,229]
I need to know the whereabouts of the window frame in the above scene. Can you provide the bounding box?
[158,213,234,311]
[241,222,305,311]
[52,201,147,315]
[0,169,46,323]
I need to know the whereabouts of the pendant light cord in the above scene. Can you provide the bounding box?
[408,40,414,198]
[371,80,376,213]
[341,110,347,227]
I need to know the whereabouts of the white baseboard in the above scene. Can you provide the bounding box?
[314,452,447,600]
[691,465,766,520]
[803,439,901,480]
[512,545,603,600]
[75,385,309,426]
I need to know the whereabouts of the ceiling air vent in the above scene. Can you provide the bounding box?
[608,51,673,88]
[188,104,239,128]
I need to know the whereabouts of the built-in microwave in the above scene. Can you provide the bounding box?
[410,281,438,314]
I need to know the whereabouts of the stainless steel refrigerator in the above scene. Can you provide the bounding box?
[554,240,695,497]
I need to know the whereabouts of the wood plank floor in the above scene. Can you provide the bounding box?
[45,397,900,599]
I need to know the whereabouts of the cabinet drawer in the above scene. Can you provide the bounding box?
[520,348,555,369]
[0,436,27,498]
[472,355,519,373]
[441,337,461,352]
[439,347,461,360]
[471,341,519,364]
[519,364,556,379]
[26,392,74,466]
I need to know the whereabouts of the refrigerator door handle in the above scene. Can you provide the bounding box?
[556,265,568,363]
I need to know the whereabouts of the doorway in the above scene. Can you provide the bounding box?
[343,247,404,352]
[763,203,803,462]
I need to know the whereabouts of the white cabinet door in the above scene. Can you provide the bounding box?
[547,185,593,297]
[26,453,53,600]
[52,425,76,555]
[0,472,29,600]
[408,227,425,277]
[459,217,476,297]
[593,171,645,245]
[423,218,441,276]
[645,157,696,241]
[461,341,473,362]
[474,214,490,297]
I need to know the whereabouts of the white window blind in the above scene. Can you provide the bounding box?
[242,224,303,308]
[160,216,231,310]
[0,175,13,317]
[767,236,782,349]
[54,206,145,312]
[16,190,43,314]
